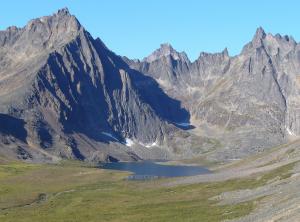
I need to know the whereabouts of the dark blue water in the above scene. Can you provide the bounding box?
[100,161,210,180]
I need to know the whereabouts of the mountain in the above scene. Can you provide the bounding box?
[0,8,193,162]
[128,27,300,160]
[1,9,300,163]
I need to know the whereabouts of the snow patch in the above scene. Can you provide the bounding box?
[125,138,134,147]
[286,127,296,136]
[101,132,119,141]
[101,133,159,148]
[124,138,159,148]
[145,141,158,148]
[174,122,190,127]
[137,140,159,148]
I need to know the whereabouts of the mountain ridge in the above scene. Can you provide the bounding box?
[1,8,300,163]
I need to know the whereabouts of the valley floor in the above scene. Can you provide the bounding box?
[1,140,300,222]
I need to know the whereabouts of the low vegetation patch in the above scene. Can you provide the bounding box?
[0,160,294,222]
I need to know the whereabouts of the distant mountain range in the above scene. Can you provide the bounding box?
[0,8,299,163]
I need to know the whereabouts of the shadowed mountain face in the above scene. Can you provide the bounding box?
[0,9,300,163]
[0,114,27,142]
[0,8,191,162]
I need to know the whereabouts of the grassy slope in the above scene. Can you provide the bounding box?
[0,160,295,222]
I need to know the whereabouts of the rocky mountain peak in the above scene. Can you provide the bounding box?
[26,7,79,29]
[251,27,267,48]
[6,26,19,32]
[241,27,268,53]
[199,48,229,58]
[143,43,189,63]
[159,43,175,53]
[52,7,80,28]
[0,7,82,50]
[241,27,297,56]
[254,27,266,39]
[197,48,230,65]
[56,7,71,16]
[222,47,229,56]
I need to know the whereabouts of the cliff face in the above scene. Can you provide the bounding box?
[1,9,300,163]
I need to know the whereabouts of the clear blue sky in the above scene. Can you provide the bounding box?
[1,0,300,61]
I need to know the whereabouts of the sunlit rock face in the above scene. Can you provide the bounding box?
[128,27,300,160]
